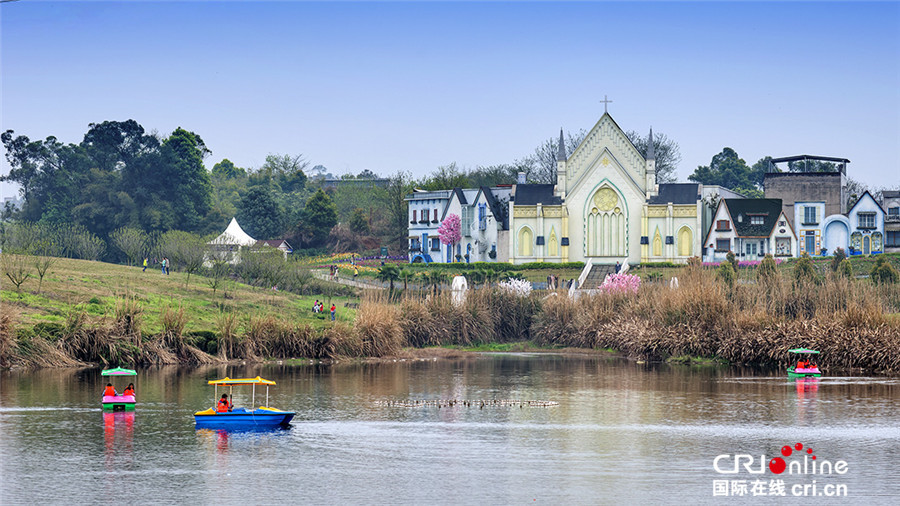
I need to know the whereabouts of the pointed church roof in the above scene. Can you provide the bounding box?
[556,128,566,161]
[210,217,257,246]
[647,127,655,161]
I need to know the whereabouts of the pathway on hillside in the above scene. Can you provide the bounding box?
[312,269,385,290]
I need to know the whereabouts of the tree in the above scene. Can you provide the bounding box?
[689,148,768,196]
[349,208,371,235]
[32,236,60,295]
[299,189,338,247]
[398,268,416,290]
[156,230,206,285]
[2,254,31,296]
[377,264,400,293]
[417,162,470,191]
[437,214,462,261]
[518,129,586,184]
[830,247,847,272]
[716,261,735,288]
[237,186,286,239]
[110,227,150,266]
[212,158,246,179]
[157,128,213,231]
[375,171,414,247]
[625,130,682,183]
[256,153,308,192]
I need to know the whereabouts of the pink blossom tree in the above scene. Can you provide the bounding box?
[437,214,462,262]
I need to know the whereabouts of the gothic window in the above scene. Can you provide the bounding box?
[549,228,559,256]
[678,226,693,257]
[518,227,533,257]
[652,229,662,257]
[586,186,626,257]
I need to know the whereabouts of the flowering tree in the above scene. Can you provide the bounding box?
[598,273,641,294]
[437,213,462,261]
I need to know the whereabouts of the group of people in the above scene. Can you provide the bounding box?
[796,359,817,370]
[312,300,337,321]
[142,257,170,275]
[103,383,135,397]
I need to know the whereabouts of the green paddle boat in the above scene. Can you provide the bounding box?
[787,348,821,378]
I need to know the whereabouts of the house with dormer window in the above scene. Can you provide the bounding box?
[703,198,796,262]
[847,191,885,256]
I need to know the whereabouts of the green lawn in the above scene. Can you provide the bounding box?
[2,256,359,335]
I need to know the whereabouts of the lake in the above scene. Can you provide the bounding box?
[1,354,898,503]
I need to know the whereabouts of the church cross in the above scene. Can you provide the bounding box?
[600,95,613,113]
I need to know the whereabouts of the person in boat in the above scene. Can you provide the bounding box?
[122,383,135,397]
[103,383,117,397]
[217,393,233,413]
[796,359,807,369]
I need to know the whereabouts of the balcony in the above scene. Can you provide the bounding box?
[801,221,819,226]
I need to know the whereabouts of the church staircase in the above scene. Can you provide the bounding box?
[580,264,617,290]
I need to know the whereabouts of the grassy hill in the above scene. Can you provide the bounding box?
[1,256,359,334]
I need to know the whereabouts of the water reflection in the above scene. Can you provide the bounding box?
[2,355,899,503]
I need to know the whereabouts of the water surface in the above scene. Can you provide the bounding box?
[1,354,897,503]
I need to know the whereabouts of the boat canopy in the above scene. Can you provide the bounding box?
[788,348,820,354]
[101,367,137,376]
[208,376,276,386]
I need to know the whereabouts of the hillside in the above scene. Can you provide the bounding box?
[1,256,359,336]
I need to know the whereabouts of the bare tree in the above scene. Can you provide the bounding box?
[111,227,149,266]
[625,130,682,183]
[156,230,207,285]
[32,238,60,294]
[2,254,31,296]
[518,129,586,184]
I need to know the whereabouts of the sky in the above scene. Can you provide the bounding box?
[1,1,899,200]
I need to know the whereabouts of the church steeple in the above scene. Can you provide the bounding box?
[556,128,566,162]
[645,126,657,198]
[555,128,567,199]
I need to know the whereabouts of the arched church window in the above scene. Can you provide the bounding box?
[586,186,626,257]
[518,227,533,257]
[549,228,559,257]
[652,229,662,257]
[678,227,693,257]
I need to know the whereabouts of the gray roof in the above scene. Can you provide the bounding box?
[648,183,699,205]
[513,184,562,205]
[646,127,655,161]
[882,190,900,199]
[556,128,566,162]
[724,199,784,237]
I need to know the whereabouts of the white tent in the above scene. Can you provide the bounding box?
[209,217,256,246]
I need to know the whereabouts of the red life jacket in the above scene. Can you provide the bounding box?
[104,386,116,397]
[217,399,230,412]
[122,388,134,397]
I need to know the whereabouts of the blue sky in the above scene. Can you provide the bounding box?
[2,1,898,199]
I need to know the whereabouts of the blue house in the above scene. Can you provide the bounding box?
[847,191,885,256]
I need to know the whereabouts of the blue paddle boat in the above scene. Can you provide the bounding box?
[194,376,294,428]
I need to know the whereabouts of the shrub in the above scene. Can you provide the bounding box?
[837,258,853,279]
[757,254,778,285]
[870,255,899,285]
[793,253,820,285]
[725,251,739,272]
[831,247,847,272]
[600,273,641,294]
[716,261,735,287]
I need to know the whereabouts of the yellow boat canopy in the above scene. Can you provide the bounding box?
[207,376,276,386]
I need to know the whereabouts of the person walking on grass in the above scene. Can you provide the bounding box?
[143,257,148,272]
[330,304,336,321]
[164,257,170,275]
[161,257,166,274]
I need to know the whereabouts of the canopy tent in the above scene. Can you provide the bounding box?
[101,367,137,376]
[787,348,820,354]
[209,217,256,246]
[208,376,276,386]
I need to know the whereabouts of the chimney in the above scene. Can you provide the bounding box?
[517,172,526,184]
